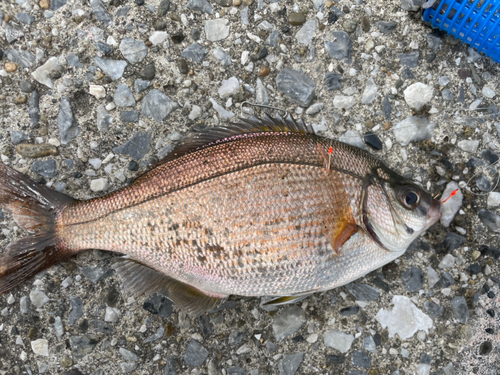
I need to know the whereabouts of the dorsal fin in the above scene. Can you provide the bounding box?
[158,113,315,165]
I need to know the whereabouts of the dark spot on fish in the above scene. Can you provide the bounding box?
[405,225,414,235]
[295,225,301,231]
[197,255,207,263]
[169,223,179,231]
[204,228,213,236]
[238,258,245,267]
[206,244,224,253]
[191,240,197,246]
[147,221,154,227]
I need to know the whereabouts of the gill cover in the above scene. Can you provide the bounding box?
[361,167,441,252]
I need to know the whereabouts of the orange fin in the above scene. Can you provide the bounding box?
[333,222,358,253]
[112,259,227,317]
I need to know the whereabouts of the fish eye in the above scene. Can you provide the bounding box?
[399,187,420,209]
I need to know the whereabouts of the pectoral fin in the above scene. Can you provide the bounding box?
[112,259,227,317]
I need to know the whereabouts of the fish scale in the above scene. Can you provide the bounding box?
[0,114,441,316]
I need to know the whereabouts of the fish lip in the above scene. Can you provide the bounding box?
[425,199,442,227]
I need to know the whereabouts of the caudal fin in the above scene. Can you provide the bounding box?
[0,163,75,294]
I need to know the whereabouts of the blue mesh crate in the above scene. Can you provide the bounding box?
[423,0,500,62]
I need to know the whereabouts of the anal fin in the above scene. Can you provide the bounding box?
[112,259,227,317]
[262,294,312,307]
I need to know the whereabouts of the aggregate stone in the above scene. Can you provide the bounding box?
[478,209,500,232]
[402,266,424,292]
[361,77,377,104]
[20,296,30,314]
[16,12,35,25]
[443,232,466,251]
[119,38,148,64]
[67,53,83,68]
[81,266,113,283]
[352,350,371,368]
[120,111,140,123]
[90,0,112,25]
[140,63,156,80]
[10,131,28,145]
[69,296,84,325]
[134,79,150,93]
[142,90,179,122]
[94,56,127,80]
[324,330,354,353]
[227,367,245,375]
[91,320,113,334]
[96,42,112,56]
[376,21,397,34]
[272,305,306,341]
[276,67,316,107]
[363,336,376,352]
[324,31,351,62]
[451,296,469,324]
[184,340,209,367]
[228,330,244,346]
[19,80,35,93]
[32,159,57,179]
[143,293,173,317]
[114,84,136,107]
[31,57,61,88]
[6,49,36,68]
[181,43,208,63]
[306,102,324,115]
[5,23,24,44]
[364,132,382,150]
[113,132,151,160]
[325,72,342,91]
[424,301,444,319]
[119,348,139,362]
[265,30,279,47]
[340,306,359,316]
[51,0,68,10]
[278,353,303,375]
[393,116,434,146]
[164,356,176,375]
[96,105,113,131]
[401,0,425,11]
[398,52,419,68]
[58,97,80,144]
[70,336,99,358]
[213,47,232,66]
[186,0,214,12]
[295,19,316,45]
[439,272,455,288]
[404,82,433,110]
[31,339,49,356]
[120,363,137,373]
[344,283,381,301]
[104,307,121,322]
[205,19,230,42]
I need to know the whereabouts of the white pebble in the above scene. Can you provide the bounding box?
[89,85,106,99]
[90,178,109,192]
[31,339,49,356]
[105,306,121,322]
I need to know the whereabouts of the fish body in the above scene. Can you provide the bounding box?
[0,115,441,316]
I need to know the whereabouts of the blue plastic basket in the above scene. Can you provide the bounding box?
[423,0,500,62]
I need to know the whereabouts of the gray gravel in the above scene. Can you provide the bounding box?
[1,0,500,373]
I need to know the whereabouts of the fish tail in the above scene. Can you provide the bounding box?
[0,163,75,294]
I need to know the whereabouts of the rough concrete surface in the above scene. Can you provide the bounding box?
[0,0,499,374]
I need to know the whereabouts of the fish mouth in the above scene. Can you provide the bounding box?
[425,198,442,228]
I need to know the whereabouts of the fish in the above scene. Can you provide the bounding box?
[0,114,442,316]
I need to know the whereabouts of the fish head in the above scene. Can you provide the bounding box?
[362,169,442,253]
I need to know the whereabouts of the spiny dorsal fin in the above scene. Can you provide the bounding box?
[159,113,315,164]
[112,259,227,317]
